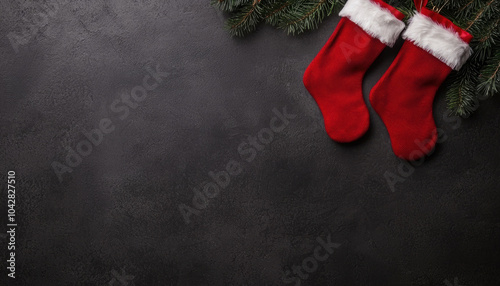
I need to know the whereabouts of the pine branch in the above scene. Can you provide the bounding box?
[446,60,481,116]
[263,0,293,27]
[470,16,499,62]
[225,0,264,36]
[477,50,500,97]
[278,0,337,35]
[453,0,484,21]
[465,0,495,30]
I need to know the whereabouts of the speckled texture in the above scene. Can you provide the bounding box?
[0,1,499,285]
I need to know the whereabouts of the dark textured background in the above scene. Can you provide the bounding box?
[1,0,500,285]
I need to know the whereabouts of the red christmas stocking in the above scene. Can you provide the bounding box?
[303,0,405,142]
[369,6,472,160]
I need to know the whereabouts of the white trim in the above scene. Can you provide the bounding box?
[339,0,405,47]
[403,13,472,70]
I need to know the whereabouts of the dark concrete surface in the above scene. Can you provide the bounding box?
[1,0,500,285]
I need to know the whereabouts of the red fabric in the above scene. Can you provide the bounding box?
[369,10,471,160]
[413,0,428,11]
[370,41,448,160]
[303,15,400,142]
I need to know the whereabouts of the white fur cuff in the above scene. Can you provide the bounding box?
[403,13,472,70]
[339,0,405,47]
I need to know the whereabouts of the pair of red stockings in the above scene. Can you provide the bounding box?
[303,0,472,160]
